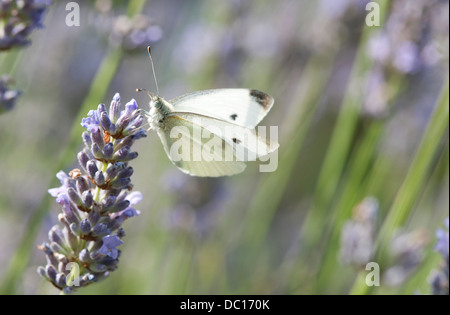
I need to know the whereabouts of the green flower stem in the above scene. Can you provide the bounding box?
[314,73,404,293]
[375,79,449,259]
[0,0,147,295]
[298,0,390,257]
[349,78,449,295]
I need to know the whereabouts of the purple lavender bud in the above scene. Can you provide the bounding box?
[117,166,134,179]
[77,151,90,171]
[102,143,114,160]
[76,176,90,194]
[45,265,57,282]
[81,190,93,209]
[101,195,116,210]
[67,187,82,207]
[115,137,135,151]
[94,171,106,186]
[56,195,79,225]
[110,178,131,190]
[55,273,66,288]
[92,143,103,160]
[97,103,107,118]
[37,266,47,279]
[132,129,147,140]
[92,223,108,237]
[57,261,67,274]
[90,250,105,261]
[86,160,99,179]
[113,146,130,160]
[63,228,79,252]
[113,146,138,162]
[109,93,121,123]
[100,111,112,133]
[122,151,138,162]
[107,219,122,232]
[122,116,144,136]
[124,99,139,114]
[48,226,65,247]
[80,219,91,235]
[90,263,107,273]
[50,242,67,256]
[88,210,100,226]
[109,200,130,214]
[91,127,105,149]
[82,131,92,148]
[69,223,80,236]
[79,249,91,263]
[39,243,58,267]
[104,164,120,181]
[108,123,118,136]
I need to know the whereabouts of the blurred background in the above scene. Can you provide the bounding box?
[0,0,448,294]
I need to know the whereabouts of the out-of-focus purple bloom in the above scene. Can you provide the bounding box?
[435,218,449,260]
[38,94,146,294]
[0,0,52,51]
[340,197,378,266]
[93,11,162,52]
[429,218,449,295]
[383,230,428,286]
[367,0,448,74]
[0,76,22,114]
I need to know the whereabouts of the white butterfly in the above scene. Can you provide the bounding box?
[140,47,279,177]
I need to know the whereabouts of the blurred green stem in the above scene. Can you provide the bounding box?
[376,79,449,258]
[314,73,404,292]
[350,77,449,295]
[0,0,147,294]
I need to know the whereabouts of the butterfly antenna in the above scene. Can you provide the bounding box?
[147,46,159,96]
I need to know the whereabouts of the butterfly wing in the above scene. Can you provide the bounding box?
[171,113,279,161]
[157,115,247,177]
[169,89,274,128]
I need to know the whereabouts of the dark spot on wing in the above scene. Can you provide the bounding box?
[230,114,238,121]
[250,89,271,109]
[232,138,241,144]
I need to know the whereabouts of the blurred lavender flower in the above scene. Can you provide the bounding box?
[340,196,427,286]
[429,218,449,295]
[367,0,449,74]
[0,0,52,51]
[340,197,378,266]
[37,93,146,294]
[383,229,428,286]
[91,4,162,53]
[0,75,21,114]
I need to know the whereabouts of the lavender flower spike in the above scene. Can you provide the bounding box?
[37,93,147,294]
[0,0,52,51]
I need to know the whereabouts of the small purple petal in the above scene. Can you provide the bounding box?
[98,235,123,259]
[81,110,101,132]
